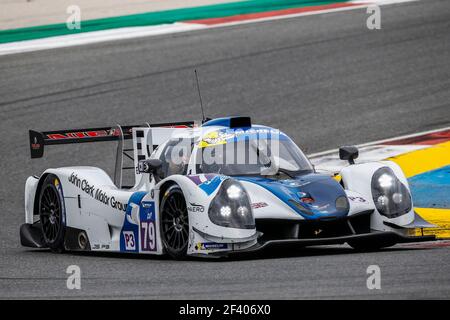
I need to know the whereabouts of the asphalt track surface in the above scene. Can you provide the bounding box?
[1,0,450,299]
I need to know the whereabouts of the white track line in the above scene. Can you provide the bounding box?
[0,23,204,56]
[0,0,417,56]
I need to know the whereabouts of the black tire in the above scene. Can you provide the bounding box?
[347,239,396,252]
[160,185,189,259]
[38,174,66,252]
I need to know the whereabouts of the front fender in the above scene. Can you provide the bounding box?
[156,175,257,243]
[340,161,414,232]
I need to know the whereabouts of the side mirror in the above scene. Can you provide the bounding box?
[339,146,359,165]
[138,159,162,174]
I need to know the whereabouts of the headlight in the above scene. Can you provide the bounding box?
[335,196,349,211]
[208,179,255,229]
[371,167,412,218]
[226,184,242,199]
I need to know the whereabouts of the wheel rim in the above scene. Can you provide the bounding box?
[40,185,61,244]
[162,191,189,252]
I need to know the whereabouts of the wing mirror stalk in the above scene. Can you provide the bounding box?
[339,146,359,165]
[138,159,163,182]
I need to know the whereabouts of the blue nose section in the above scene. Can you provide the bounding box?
[237,174,349,219]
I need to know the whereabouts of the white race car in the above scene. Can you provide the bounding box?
[20,116,435,259]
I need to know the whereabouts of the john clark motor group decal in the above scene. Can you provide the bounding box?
[68,172,128,212]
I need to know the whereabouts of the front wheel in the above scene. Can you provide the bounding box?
[39,174,66,252]
[160,185,189,259]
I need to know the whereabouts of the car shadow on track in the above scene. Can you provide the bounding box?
[24,244,433,262]
[215,245,433,262]
[25,249,173,261]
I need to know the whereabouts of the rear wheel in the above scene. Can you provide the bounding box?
[160,186,189,259]
[39,174,66,252]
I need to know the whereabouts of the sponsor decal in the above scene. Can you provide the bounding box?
[251,202,268,209]
[142,202,152,209]
[123,231,136,250]
[199,131,235,148]
[198,128,285,148]
[348,196,367,203]
[31,137,41,150]
[53,178,66,225]
[194,242,228,251]
[68,172,127,212]
[110,196,127,211]
[120,192,146,253]
[139,201,157,252]
[188,228,195,250]
[46,128,131,140]
[188,202,205,213]
[69,172,95,196]
[187,174,216,186]
[199,175,226,195]
[92,244,110,250]
[285,180,303,187]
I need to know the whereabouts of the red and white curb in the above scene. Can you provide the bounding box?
[309,127,450,173]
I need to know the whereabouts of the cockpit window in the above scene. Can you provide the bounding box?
[195,131,313,177]
[159,138,193,178]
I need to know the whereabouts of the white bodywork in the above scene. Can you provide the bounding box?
[23,123,425,256]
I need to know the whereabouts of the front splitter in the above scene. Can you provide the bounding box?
[208,231,436,257]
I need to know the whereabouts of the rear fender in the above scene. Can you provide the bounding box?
[25,176,39,224]
[37,167,126,251]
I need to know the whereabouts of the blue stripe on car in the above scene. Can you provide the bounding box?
[120,191,147,252]
[236,174,349,220]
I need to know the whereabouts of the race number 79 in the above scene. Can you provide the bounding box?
[141,221,156,251]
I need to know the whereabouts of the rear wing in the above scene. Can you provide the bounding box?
[29,121,195,159]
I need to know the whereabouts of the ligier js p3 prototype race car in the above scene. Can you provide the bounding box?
[21,117,435,259]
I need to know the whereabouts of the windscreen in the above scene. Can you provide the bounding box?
[195,129,313,177]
